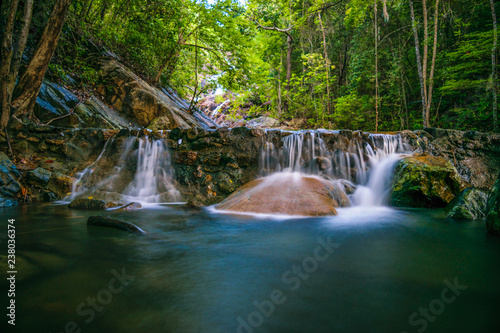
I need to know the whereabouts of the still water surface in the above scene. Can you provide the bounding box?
[1,203,499,333]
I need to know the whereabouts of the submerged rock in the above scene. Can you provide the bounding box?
[87,215,145,234]
[447,187,488,220]
[68,198,107,210]
[215,172,349,216]
[486,172,500,235]
[390,155,466,208]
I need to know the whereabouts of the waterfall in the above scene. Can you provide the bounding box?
[67,136,180,204]
[123,138,180,203]
[259,130,410,207]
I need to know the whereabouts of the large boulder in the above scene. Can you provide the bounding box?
[34,80,79,125]
[97,60,213,129]
[27,167,52,186]
[447,187,488,220]
[486,172,500,234]
[215,172,350,216]
[0,152,21,207]
[390,155,466,208]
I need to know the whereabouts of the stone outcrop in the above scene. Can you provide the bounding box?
[390,154,467,208]
[215,173,349,216]
[486,172,500,234]
[400,128,500,190]
[35,80,134,129]
[0,152,22,207]
[447,187,488,220]
[97,60,216,129]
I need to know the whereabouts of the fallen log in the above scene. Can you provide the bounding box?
[87,215,146,234]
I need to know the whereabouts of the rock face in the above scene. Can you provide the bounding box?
[447,187,488,220]
[401,128,500,190]
[215,173,349,216]
[391,155,466,208]
[0,152,21,207]
[97,60,215,129]
[486,172,500,234]
[27,167,52,186]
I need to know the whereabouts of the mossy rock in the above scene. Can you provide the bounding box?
[486,172,500,234]
[447,187,488,220]
[390,155,466,208]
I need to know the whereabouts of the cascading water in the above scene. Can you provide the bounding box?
[123,138,180,203]
[258,130,410,208]
[66,135,180,204]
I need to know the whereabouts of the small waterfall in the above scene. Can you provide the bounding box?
[259,130,410,207]
[67,136,180,204]
[123,138,180,203]
[68,137,115,201]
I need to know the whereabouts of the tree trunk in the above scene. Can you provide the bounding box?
[409,0,427,128]
[284,34,293,115]
[374,0,379,132]
[318,12,331,118]
[0,0,20,131]
[426,0,440,128]
[8,0,33,98]
[492,0,498,131]
[11,0,71,120]
[422,0,429,107]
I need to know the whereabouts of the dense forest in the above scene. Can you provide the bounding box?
[1,0,499,132]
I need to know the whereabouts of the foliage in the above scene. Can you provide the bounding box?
[37,0,500,132]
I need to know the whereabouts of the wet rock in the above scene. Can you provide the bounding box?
[314,156,332,171]
[173,151,198,165]
[0,152,21,198]
[108,202,142,211]
[74,95,134,129]
[47,172,74,198]
[0,197,18,208]
[186,199,204,209]
[486,172,500,235]
[34,80,79,125]
[68,198,107,210]
[390,155,466,208]
[87,215,145,234]
[27,167,52,186]
[447,187,488,220]
[43,191,61,202]
[218,172,238,194]
[215,173,348,216]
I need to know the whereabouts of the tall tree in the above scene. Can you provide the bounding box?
[409,0,439,128]
[491,0,498,131]
[11,0,71,121]
[0,0,33,131]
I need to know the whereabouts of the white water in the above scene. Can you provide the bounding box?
[124,138,180,203]
[259,131,409,208]
[67,136,180,204]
